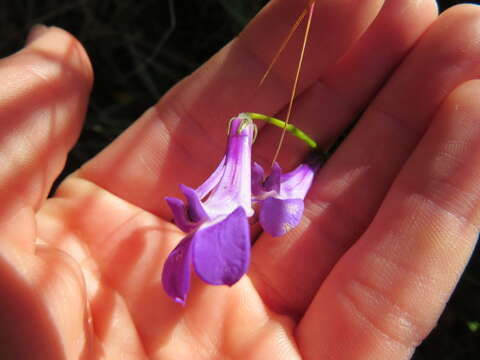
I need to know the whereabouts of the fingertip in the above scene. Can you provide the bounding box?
[443,2,480,15]
[419,0,439,19]
[24,26,94,91]
[432,3,480,54]
[25,24,49,45]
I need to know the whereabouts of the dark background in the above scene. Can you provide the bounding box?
[0,1,479,358]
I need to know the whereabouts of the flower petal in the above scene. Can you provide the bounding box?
[193,207,250,286]
[263,161,281,193]
[165,196,196,233]
[161,235,194,305]
[259,197,304,237]
[195,156,226,199]
[279,163,317,200]
[165,185,208,233]
[180,184,208,223]
[251,162,265,196]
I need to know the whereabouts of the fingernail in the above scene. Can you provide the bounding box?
[26,24,49,45]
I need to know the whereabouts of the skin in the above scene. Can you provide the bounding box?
[1,0,479,358]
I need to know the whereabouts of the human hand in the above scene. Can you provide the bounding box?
[1,0,479,359]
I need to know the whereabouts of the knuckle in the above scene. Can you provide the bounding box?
[338,256,440,349]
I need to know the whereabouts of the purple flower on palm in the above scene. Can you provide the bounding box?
[162,115,256,304]
[252,158,321,237]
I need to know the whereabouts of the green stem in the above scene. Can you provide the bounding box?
[244,112,318,149]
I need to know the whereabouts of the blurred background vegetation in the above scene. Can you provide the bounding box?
[0,0,478,358]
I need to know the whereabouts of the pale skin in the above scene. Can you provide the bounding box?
[1,0,480,358]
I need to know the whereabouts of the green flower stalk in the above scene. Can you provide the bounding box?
[244,112,318,149]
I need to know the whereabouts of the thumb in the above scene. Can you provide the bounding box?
[0,25,93,224]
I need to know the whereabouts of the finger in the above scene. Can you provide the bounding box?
[0,26,94,358]
[0,240,92,359]
[297,78,480,359]
[250,4,480,316]
[76,0,384,218]
[36,184,152,359]
[253,0,438,169]
[0,26,92,224]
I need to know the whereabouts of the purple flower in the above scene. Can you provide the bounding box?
[252,158,321,237]
[162,115,256,304]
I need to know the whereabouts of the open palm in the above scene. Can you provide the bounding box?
[2,1,480,359]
